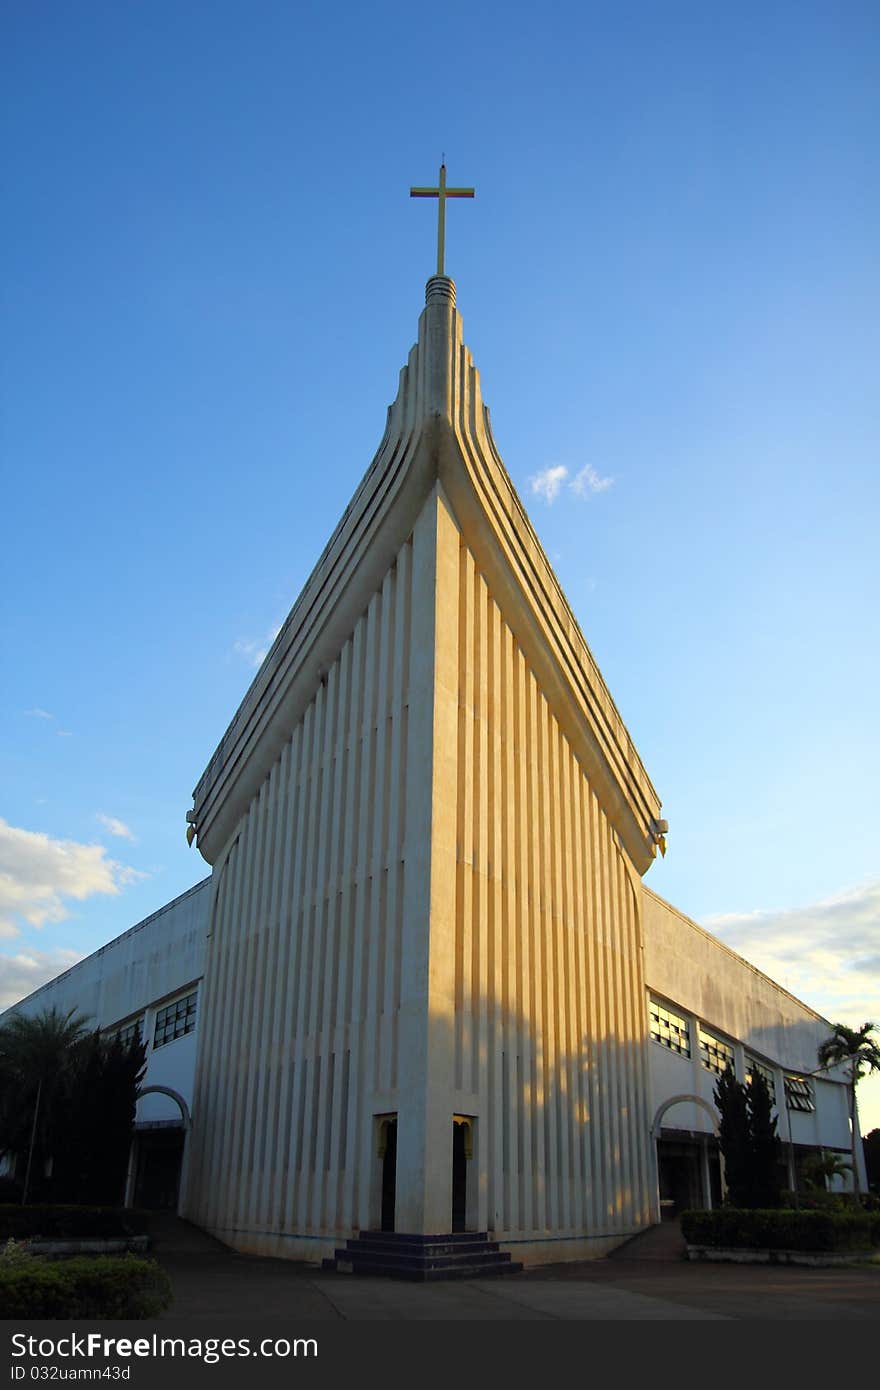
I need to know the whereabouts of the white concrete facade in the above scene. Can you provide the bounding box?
[181,277,666,1262]
[1,278,860,1258]
[643,889,861,1199]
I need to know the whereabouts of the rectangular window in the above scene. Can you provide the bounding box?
[649,999,691,1057]
[784,1074,815,1112]
[114,1019,142,1050]
[745,1056,776,1104]
[153,991,197,1049]
[699,1027,735,1076]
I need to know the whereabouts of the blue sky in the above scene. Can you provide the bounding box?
[2,2,878,1126]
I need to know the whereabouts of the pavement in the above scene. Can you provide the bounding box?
[145,1215,880,1321]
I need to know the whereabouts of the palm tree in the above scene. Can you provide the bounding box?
[0,1006,92,1203]
[800,1149,852,1193]
[816,1021,880,1205]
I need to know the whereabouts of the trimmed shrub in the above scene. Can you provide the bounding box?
[681,1207,880,1252]
[780,1189,849,1212]
[0,1256,172,1318]
[0,1205,150,1240]
[1,1238,35,1266]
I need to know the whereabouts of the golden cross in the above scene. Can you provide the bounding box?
[410,163,475,277]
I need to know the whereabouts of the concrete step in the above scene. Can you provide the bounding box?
[333,1247,516,1272]
[325,1230,522,1281]
[345,1236,502,1258]
[325,1255,524,1281]
[609,1218,687,1262]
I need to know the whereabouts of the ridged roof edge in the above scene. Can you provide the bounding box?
[191,278,661,869]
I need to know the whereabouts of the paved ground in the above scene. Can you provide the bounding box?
[146,1216,880,1321]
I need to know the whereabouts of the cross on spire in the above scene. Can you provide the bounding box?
[410,163,475,277]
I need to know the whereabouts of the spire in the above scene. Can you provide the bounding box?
[191,266,662,874]
[379,272,491,449]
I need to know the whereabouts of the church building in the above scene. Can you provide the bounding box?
[3,190,862,1267]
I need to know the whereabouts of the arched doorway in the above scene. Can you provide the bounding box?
[651,1094,723,1218]
[129,1085,191,1212]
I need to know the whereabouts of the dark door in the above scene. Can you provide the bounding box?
[380,1119,397,1232]
[452,1122,467,1232]
[658,1142,702,1215]
[134,1130,184,1210]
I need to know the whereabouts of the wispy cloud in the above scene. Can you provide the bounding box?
[705,880,880,1026]
[96,813,137,843]
[27,707,74,736]
[232,625,282,669]
[0,947,85,1011]
[529,465,569,503]
[529,464,615,505]
[0,818,147,937]
[570,463,614,496]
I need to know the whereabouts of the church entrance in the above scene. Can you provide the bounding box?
[133,1126,185,1210]
[452,1116,473,1232]
[379,1116,397,1232]
[657,1134,721,1216]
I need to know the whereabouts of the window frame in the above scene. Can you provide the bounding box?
[649,998,691,1059]
[784,1073,815,1113]
[153,990,198,1049]
[698,1026,735,1077]
[113,1017,143,1050]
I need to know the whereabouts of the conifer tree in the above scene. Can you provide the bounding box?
[745,1070,782,1208]
[714,1066,782,1208]
[714,1066,751,1207]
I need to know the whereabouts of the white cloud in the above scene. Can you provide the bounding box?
[570,463,614,496]
[96,813,137,843]
[0,819,146,936]
[529,465,568,503]
[232,625,282,669]
[56,730,73,738]
[705,879,880,1002]
[529,464,615,505]
[0,948,84,1011]
[24,708,54,720]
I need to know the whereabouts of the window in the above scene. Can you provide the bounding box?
[153,991,198,1049]
[784,1074,815,1112]
[745,1056,776,1104]
[649,999,691,1057]
[699,1027,735,1076]
[114,1018,142,1050]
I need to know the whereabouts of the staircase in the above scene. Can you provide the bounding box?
[608,1218,686,1261]
[323,1231,523,1281]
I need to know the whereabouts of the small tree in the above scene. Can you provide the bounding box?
[53,1031,147,1205]
[0,1007,91,1203]
[91,1031,147,1203]
[714,1066,751,1207]
[0,1009,145,1207]
[800,1149,852,1193]
[745,1070,782,1208]
[816,1021,880,1205]
[714,1065,782,1208]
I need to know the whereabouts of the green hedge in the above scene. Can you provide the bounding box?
[681,1208,880,1252]
[0,1206,150,1239]
[0,1256,172,1318]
